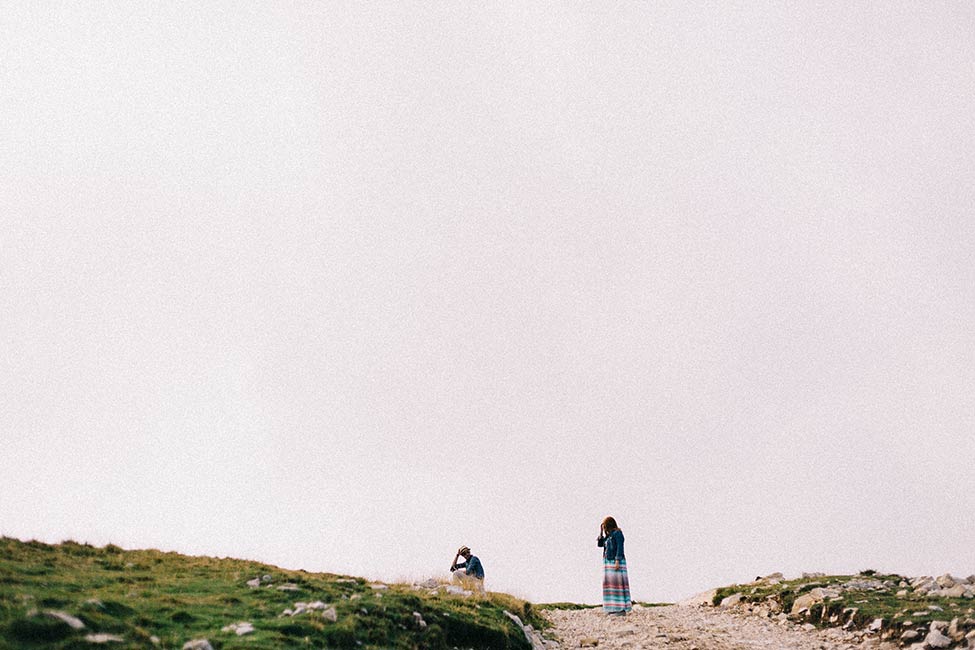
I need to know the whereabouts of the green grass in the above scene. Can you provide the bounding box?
[0,537,548,649]
[711,572,975,636]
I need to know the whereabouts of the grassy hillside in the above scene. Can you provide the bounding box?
[0,537,547,650]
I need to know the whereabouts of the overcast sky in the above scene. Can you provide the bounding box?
[2,2,974,604]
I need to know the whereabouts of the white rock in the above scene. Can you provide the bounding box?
[896,590,908,597]
[937,574,957,588]
[307,601,327,610]
[322,607,338,622]
[221,622,254,636]
[924,628,952,648]
[44,610,86,630]
[182,641,213,650]
[900,630,920,641]
[281,609,293,617]
[867,618,883,632]
[802,623,816,632]
[277,583,300,591]
[246,578,260,588]
[943,584,967,598]
[150,636,160,646]
[261,574,273,582]
[720,593,743,608]
[791,593,821,615]
[84,634,125,643]
[948,618,964,641]
[368,583,389,590]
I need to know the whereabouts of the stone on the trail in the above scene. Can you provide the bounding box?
[246,578,260,588]
[579,639,599,648]
[44,610,86,630]
[85,634,124,643]
[867,618,883,632]
[802,623,816,632]
[948,618,965,641]
[924,628,952,648]
[719,593,743,607]
[900,630,920,641]
[322,607,338,623]
[936,574,957,588]
[790,593,821,615]
[182,641,213,650]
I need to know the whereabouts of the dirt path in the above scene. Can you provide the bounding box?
[543,604,901,650]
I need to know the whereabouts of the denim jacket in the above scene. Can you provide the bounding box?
[597,529,625,562]
[454,555,484,579]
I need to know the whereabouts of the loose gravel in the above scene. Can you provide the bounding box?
[543,604,902,650]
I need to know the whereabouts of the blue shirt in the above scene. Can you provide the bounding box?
[455,555,484,579]
[598,529,625,562]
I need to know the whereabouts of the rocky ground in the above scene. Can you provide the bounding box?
[544,603,902,650]
[541,569,975,650]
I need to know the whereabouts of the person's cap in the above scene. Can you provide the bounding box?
[457,546,470,555]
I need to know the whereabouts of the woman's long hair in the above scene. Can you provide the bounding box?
[601,516,620,536]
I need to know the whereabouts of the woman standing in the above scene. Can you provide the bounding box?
[597,516,632,615]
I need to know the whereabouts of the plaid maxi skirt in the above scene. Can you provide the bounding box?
[602,558,632,613]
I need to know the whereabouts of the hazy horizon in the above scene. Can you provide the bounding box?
[2,2,973,604]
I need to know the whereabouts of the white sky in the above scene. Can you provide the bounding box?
[2,2,974,604]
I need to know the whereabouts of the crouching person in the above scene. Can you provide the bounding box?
[450,545,485,592]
